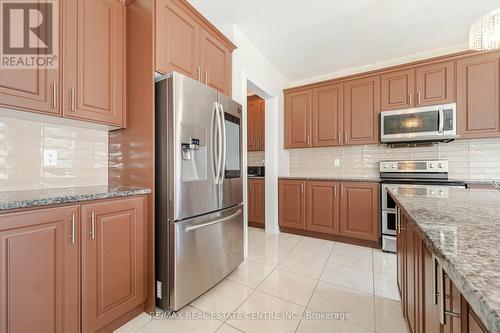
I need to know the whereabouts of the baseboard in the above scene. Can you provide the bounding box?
[279,227,380,249]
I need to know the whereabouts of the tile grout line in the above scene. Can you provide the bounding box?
[293,241,336,333]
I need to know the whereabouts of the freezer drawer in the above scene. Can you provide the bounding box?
[169,204,244,310]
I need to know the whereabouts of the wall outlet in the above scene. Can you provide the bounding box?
[44,149,58,167]
[334,158,341,167]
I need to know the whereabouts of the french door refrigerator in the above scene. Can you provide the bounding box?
[155,72,243,311]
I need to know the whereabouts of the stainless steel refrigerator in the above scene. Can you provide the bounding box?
[155,72,244,311]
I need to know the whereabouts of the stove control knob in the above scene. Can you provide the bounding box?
[392,164,397,169]
[384,164,388,169]
[438,163,444,168]
[430,190,436,195]
[438,190,444,195]
[429,163,435,169]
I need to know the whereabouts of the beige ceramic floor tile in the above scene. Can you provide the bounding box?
[247,243,292,265]
[374,273,400,301]
[216,324,244,333]
[136,305,223,333]
[226,259,276,288]
[308,282,375,331]
[320,262,374,294]
[289,243,332,261]
[278,252,328,279]
[374,296,408,333]
[334,242,373,255]
[373,250,397,276]
[329,248,373,271]
[297,309,374,333]
[227,291,305,333]
[191,279,253,314]
[114,312,152,332]
[300,236,335,248]
[258,269,317,306]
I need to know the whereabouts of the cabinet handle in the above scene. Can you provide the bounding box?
[257,139,260,149]
[417,92,421,105]
[52,82,57,109]
[338,132,342,143]
[396,207,400,234]
[205,69,208,84]
[341,186,344,197]
[432,256,439,305]
[409,93,413,106]
[198,66,201,81]
[71,87,76,112]
[71,213,76,244]
[90,211,96,240]
[344,132,348,144]
[438,265,446,325]
[301,183,304,195]
[334,186,337,197]
[307,135,310,146]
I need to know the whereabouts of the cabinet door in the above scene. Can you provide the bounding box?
[312,84,342,147]
[247,98,258,151]
[63,0,125,126]
[284,90,312,148]
[248,179,265,225]
[381,69,415,111]
[156,0,200,79]
[415,61,455,106]
[339,182,379,241]
[422,243,440,333]
[82,197,145,333]
[257,99,266,151]
[0,68,60,116]
[279,180,306,229]
[467,308,489,333]
[442,275,462,333]
[397,209,407,316]
[405,221,417,333]
[200,28,232,95]
[0,206,80,333]
[343,76,380,145]
[306,181,340,234]
[457,53,500,138]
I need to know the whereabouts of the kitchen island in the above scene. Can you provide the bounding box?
[388,185,500,333]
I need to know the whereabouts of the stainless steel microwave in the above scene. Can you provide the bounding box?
[380,103,457,143]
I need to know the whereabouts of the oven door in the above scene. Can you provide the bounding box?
[381,103,456,143]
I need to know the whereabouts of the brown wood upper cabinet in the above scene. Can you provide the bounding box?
[247,96,265,151]
[156,0,235,96]
[248,178,265,226]
[457,53,500,138]
[279,179,306,229]
[381,61,454,111]
[63,0,126,127]
[343,76,380,145]
[284,89,312,148]
[312,84,343,147]
[0,206,80,333]
[0,0,126,127]
[81,197,145,333]
[306,181,340,234]
[339,182,379,241]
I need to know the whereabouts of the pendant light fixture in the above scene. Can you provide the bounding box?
[469,8,500,51]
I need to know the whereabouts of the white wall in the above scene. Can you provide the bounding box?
[226,26,288,252]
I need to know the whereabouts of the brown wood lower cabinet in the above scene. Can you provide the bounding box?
[248,178,265,227]
[82,197,146,333]
[279,179,379,246]
[0,196,146,333]
[396,207,490,333]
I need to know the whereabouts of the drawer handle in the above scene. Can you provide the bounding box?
[71,213,76,244]
[90,211,96,240]
[185,209,242,232]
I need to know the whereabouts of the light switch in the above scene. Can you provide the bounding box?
[334,158,341,167]
[44,149,58,167]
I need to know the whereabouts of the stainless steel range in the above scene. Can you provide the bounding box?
[379,159,465,252]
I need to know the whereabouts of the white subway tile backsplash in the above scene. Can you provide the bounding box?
[0,114,108,191]
[289,138,500,181]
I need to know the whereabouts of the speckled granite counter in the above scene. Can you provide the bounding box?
[388,185,500,333]
[0,186,151,212]
[279,176,380,182]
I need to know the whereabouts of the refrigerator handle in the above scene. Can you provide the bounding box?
[212,102,222,184]
[218,103,227,185]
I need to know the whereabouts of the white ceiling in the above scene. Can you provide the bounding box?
[188,0,500,82]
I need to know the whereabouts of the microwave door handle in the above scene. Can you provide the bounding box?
[212,102,222,184]
[438,107,444,134]
[218,103,227,184]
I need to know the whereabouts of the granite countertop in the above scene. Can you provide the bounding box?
[279,176,381,182]
[387,185,500,333]
[0,185,151,212]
